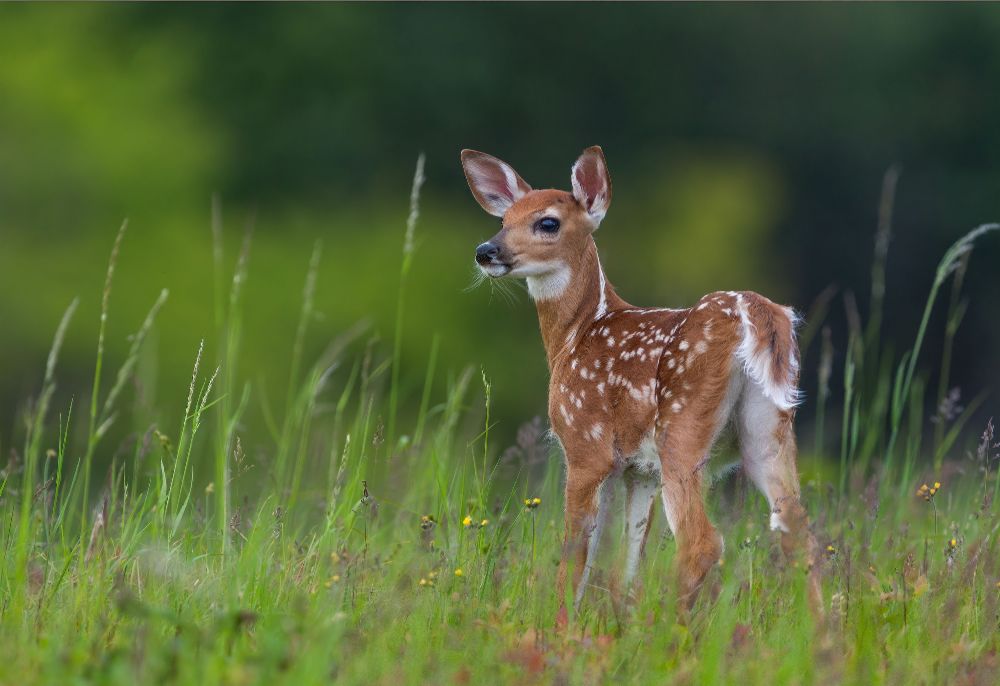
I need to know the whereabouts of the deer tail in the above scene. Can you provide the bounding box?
[734,292,802,410]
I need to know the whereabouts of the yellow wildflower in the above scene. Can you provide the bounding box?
[454,568,463,577]
[462,515,473,528]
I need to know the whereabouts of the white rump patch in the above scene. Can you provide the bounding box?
[769,512,790,533]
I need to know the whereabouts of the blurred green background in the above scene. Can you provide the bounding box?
[1,3,998,453]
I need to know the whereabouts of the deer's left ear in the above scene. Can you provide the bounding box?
[571,146,612,227]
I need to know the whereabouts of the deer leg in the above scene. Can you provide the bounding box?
[557,464,613,611]
[659,465,722,611]
[623,468,659,591]
[739,383,822,612]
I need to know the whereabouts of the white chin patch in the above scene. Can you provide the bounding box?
[520,261,571,301]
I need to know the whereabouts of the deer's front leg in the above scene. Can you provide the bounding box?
[556,451,614,612]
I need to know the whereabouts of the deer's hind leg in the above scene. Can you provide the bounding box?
[655,356,739,610]
[657,424,723,610]
[738,382,822,611]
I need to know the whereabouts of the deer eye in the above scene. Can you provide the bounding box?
[536,217,560,234]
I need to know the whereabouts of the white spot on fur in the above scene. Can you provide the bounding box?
[589,423,604,441]
[559,404,574,427]
[628,381,656,404]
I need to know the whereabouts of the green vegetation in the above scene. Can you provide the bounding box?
[4,3,1000,444]
[2,5,1000,682]
[1,165,997,683]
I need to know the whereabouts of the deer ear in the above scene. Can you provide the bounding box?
[571,146,612,226]
[461,149,532,217]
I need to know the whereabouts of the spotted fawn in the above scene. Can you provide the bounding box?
[461,146,820,613]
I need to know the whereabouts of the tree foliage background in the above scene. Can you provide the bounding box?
[1,3,998,453]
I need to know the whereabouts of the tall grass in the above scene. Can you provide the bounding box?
[0,174,998,685]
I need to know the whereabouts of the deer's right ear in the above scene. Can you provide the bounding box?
[460,150,532,217]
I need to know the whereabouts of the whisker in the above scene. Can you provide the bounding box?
[463,268,489,293]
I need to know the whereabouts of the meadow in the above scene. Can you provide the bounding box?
[1,167,998,685]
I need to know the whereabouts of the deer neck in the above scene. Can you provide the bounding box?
[528,237,628,370]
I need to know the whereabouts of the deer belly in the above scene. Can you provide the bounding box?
[623,433,662,479]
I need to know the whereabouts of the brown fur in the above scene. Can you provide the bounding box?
[462,147,821,617]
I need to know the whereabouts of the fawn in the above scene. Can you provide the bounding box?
[461,146,822,614]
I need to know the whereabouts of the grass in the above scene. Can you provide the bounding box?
[1,167,999,685]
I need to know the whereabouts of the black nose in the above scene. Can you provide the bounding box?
[475,242,499,264]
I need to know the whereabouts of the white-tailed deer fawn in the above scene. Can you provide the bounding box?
[461,146,820,614]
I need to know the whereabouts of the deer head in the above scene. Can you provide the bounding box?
[461,146,612,302]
